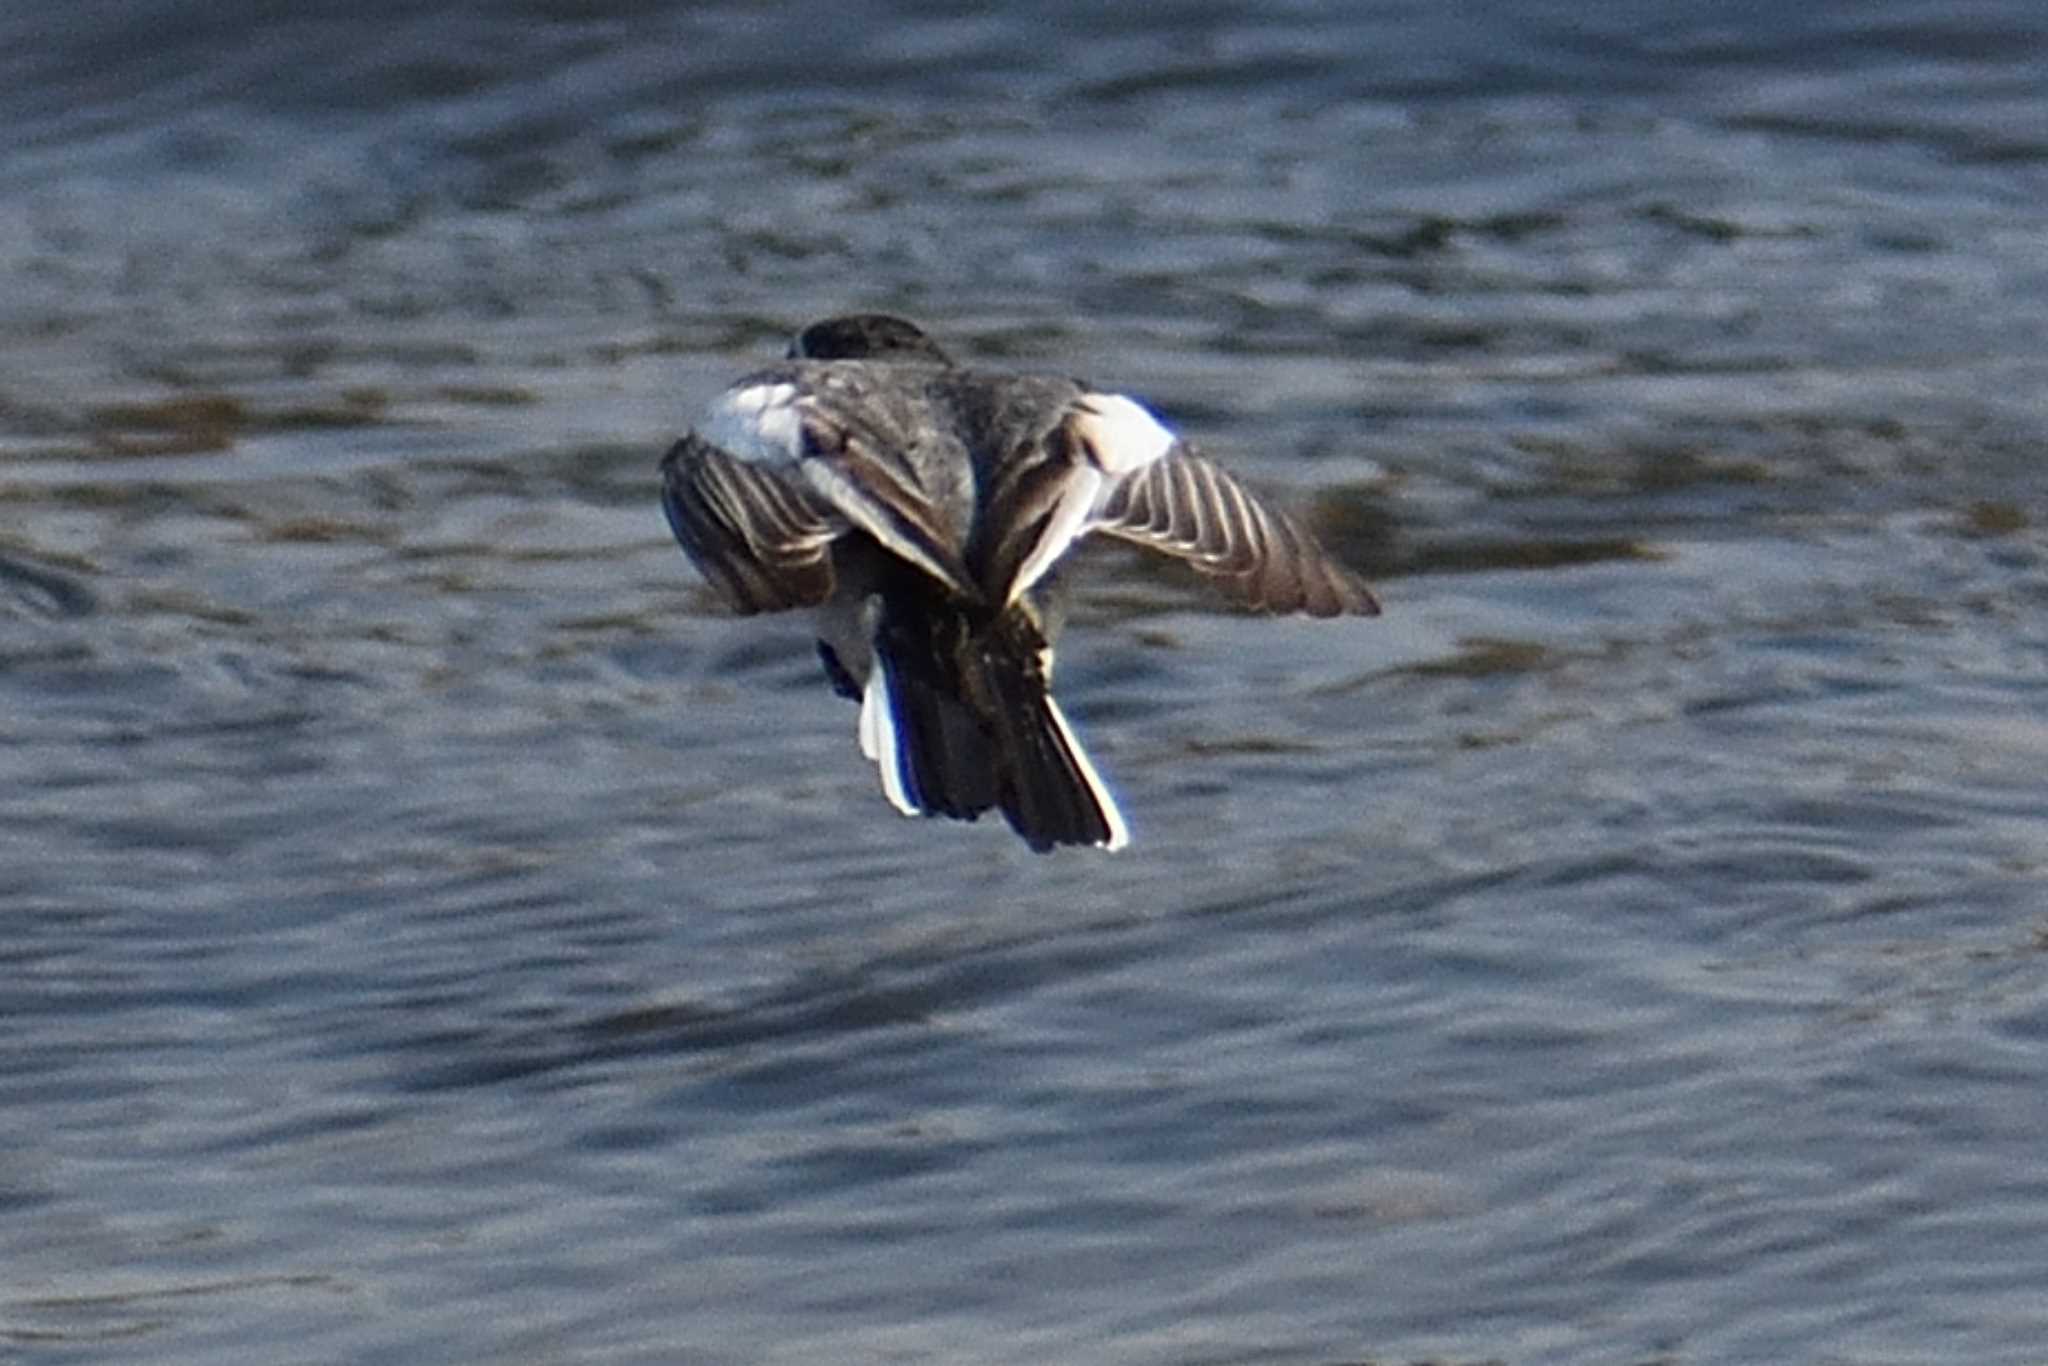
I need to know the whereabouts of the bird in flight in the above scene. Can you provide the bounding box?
[660,314,1379,852]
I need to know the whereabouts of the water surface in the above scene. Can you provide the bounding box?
[5,3,2048,1362]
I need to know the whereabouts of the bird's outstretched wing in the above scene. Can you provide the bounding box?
[1092,443,1380,617]
[974,387,1380,618]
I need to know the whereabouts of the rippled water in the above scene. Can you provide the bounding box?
[6,3,2048,1362]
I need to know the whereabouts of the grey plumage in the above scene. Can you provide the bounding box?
[660,314,1378,851]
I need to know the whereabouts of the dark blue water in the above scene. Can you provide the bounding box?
[6,3,2048,1362]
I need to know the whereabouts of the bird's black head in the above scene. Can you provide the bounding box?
[788,314,953,365]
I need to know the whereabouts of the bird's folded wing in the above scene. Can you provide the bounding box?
[1091,446,1381,617]
[793,409,978,601]
[690,374,978,603]
[660,433,845,613]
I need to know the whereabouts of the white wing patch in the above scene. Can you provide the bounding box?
[1002,465,1104,607]
[998,392,1180,607]
[699,382,805,464]
[1072,392,1177,475]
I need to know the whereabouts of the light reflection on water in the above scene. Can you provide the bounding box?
[5,2,2048,1362]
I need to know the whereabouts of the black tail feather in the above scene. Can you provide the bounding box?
[979,661,1121,852]
[862,586,1124,851]
[885,658,1000,820]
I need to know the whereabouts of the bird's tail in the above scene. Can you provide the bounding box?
[858,597,1127,852]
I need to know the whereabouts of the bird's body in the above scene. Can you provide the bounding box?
[660,316,1378,851]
